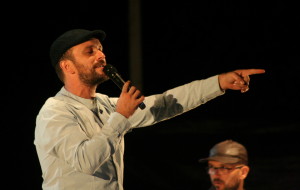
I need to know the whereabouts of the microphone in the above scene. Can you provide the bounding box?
[103,64,146,110]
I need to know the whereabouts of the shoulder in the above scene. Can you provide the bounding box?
[95,93,117,108]
[38,96,84,116]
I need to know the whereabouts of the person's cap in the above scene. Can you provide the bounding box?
[199,140,248,165]
[49,29,106,67]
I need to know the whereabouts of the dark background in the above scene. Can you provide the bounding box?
[5,1,299,190]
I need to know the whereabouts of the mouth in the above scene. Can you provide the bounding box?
[95,60,106,68]
[213,179,223,186]
[96,64,105,68]
[213,181,222,186]
[95,63,106,70]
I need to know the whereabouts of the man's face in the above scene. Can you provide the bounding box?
[70,38,109,86]
[207,161,246,190]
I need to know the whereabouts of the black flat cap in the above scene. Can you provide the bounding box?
[49,29,106,67]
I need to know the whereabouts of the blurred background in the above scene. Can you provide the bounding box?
[4,1,299,189]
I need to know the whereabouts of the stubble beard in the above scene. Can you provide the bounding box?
[78,67,109,86]
[223,179,240,190]
[212,178,240,190]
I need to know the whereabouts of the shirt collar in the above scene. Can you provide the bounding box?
[57,87,98,111]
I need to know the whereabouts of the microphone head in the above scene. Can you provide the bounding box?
[103,64,118,78]
[103,64,125,89]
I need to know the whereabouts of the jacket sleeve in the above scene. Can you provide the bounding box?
[128,75,225,128]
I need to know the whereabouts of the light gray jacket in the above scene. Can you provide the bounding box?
[34,75,224,190]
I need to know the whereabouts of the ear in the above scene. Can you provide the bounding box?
[240,166,250,179]
[60,60,76,74]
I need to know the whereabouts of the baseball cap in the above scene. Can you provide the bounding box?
[49,29,106,67]
[199,140,248,165]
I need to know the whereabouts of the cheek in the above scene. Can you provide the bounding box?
[225,174,240,185]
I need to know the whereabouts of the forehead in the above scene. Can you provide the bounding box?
[72,38,102,50]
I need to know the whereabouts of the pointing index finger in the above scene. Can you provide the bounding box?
[236,69,266,76]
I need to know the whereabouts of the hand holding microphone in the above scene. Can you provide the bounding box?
[103,64,146,110]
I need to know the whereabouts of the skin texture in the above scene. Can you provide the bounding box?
[58,38,265,119]
[218,69,265,93]
[208,161,250,190]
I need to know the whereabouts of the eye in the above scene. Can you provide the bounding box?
[221,166,233,170]
[87,48,96,55]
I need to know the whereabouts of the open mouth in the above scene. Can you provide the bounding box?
[95,63,105,69]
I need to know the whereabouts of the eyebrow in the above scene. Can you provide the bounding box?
[85,44,103,50]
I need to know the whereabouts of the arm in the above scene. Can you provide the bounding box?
[128,75,224,127]
[128,68,265,127]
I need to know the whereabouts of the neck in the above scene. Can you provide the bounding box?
[64,81,97,99]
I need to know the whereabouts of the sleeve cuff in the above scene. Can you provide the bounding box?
[103,112,131,136]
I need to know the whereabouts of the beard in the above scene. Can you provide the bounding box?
[212,178,241,190]
[74,60,109,86]
[78,69,109,86]
[223,182,240,190]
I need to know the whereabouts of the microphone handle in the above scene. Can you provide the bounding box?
[110,73,146,110]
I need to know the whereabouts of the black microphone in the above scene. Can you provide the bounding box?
[103,64,146,110]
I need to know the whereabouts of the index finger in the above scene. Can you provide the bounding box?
[122,80,131,93]
[236,69,266,76]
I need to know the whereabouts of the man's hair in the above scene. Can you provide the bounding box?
[55,49,74,83]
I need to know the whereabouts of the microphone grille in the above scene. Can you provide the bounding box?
[103,64,118,77]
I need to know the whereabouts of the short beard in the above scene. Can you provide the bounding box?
[78,68,109,86]
[212,178,240,190]
[223,179,240,190]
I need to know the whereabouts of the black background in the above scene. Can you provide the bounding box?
[4,1,300,190]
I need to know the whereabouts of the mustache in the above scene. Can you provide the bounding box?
[95,60,106,68]
[213,178,224,184]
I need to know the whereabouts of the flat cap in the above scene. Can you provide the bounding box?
[49,29,106,67]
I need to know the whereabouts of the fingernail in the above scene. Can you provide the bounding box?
[241,88,249,93]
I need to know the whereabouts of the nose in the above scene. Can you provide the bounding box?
[97,50,106,62]
[98,50,105,58]
[209,168,221,176]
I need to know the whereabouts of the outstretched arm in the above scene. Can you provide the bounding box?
[218,69,265,93]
